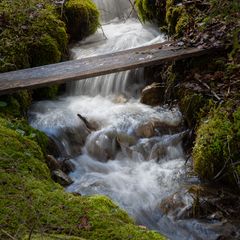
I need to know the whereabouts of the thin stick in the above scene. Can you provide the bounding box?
[100,24,107,39]
[195,74,222,101]
[1,229,17,240]
[127,0,143,25]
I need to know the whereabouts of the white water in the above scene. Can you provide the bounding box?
[29,0,187,237]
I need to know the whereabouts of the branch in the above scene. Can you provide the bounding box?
[127,0,143,25]
[1,229,17,240]
[194,73,222,101]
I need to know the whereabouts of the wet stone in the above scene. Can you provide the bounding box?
[52,169,73,186]
[140,82,165,106]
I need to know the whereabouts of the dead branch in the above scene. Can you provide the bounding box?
[100,24,107,40]
[194,73,222,101]
[77,114,95,131]
[127,0,143,25]
[1,229,17,240]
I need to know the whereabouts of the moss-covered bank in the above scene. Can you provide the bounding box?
[0,0,100,113]
[136,0,240,188]
[0,0,68,72]
[193,106,240,184]
[0,116,166,239]
[0,0,100,72]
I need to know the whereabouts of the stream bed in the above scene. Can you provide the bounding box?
[29,0,240,239]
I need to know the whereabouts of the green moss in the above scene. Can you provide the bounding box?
[0,0,68,72]
[166,5,184,35]
[29,34,61,67]
[33,85,60,100]
[233,107,240,139]
[175,13,189,37]
[178,91,207,128]
[0,116,166,240]
[136,0,166,25]
[193,106,240,186]
[229,29,240,62]
[23,234,86,240]
[0,90,32,117]
[64,0,100,41]
[193,108,232,180]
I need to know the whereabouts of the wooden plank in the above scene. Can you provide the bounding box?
[0,42,213,95]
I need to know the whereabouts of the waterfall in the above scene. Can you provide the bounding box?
[93,0,132,23]
[66,0,165,97]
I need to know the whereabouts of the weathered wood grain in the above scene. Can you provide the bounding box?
[0,42,213,95]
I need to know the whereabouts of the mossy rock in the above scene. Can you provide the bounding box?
[0,116,166,240]
[0,0,68,72]
[193,106,240,186]
[29,34,61,67]
[64,0,99,41]
[32,85,60,100]
[135,0,166,25]
[178,90,207,128]
[0,90,32,117]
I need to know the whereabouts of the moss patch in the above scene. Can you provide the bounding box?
[0,116,166,240]
[0,0,68,72]
[64,0,99,41]
[0,90,32,117]
[135,0,166,25]
[193,106,240,186]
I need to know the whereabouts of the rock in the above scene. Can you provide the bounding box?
[58,125,90,157]
[60,158,75,174]
[47,155,75,174]
[86,129,119,162]
[158,185,240,239]
[116,132,137,146]
[46,154,61,171]
[52,169,73,186]
[47,137,61,158]
[140,82,164,106]
[135,119,182,138]
[135,121,155,138]
[113,95,128,104]
[159,184,240,221]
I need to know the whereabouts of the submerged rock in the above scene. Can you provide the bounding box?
[159,185,240,240]
[135,121,156,138]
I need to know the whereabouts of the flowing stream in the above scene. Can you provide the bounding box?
[28,1,236,239]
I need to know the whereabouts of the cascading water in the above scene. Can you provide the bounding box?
[29,1,224,239]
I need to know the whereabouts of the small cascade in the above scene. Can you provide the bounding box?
[93,0,132,23]
[67,0,165,97]
[29,0,200,239]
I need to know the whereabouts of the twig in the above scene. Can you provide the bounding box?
[127,0,143,25]
[28,223,35,240]
[1,229,17,240]
[231,161,240,166]
[213,157,229,180]
[195,74,222,101]
[55,0,68,18]
[100,24,107,40]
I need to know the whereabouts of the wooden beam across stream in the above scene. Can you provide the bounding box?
[0,42,213,95]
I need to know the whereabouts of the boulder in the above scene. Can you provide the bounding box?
[140,82,164,106]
